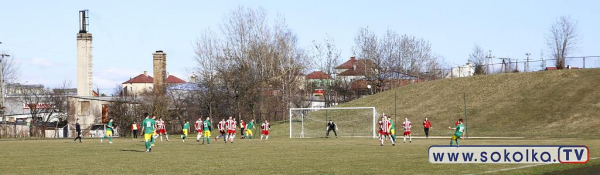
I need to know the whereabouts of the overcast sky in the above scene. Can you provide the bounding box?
[1,1,598,94]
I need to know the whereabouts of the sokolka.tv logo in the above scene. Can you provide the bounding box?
[428,145,589,164]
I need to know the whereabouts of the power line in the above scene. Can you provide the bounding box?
[2,43,151,65]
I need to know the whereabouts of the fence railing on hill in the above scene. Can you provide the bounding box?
[436,56,600,79]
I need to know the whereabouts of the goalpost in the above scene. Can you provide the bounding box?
[289,107,378,138]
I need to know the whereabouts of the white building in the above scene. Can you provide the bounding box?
[122,71,186,96]
[446,62,475,78]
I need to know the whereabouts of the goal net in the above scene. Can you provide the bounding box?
[289,107,379,138]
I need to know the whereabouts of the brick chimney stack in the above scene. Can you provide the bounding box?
[153,50,167,96]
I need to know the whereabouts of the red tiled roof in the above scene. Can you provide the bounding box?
[306,71,330,79]
[123,74,186,84]
[166,75,186,84]
[335,57,358,69]
[335,57,378,75]
[338,65,377,76]
[123,74,154,84]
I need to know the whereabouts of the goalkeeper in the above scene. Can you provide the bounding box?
[325,120,338,138]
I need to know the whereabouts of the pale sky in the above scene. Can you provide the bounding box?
[1,1,598,94]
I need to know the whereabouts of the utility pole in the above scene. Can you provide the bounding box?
[541,54,546,70]
[498,58,507,73]
[0,53,8,138]
[485,50,493,74]
[525,53,531,72]
[394,91,397,135]
[463,93,467,138]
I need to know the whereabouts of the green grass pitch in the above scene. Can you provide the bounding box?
[1,135,599,174]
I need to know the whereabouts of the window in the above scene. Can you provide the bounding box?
[102,104,109,123]
[80,101,90,115]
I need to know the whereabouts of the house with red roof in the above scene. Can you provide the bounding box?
[306,71,333,87]
[335,56,378,83]
[122,71,186,96]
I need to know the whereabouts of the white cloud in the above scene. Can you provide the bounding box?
[29,57,55,68]
[94,68,144,92]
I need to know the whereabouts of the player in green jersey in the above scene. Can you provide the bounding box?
[388,116,396,142]
[448,118,465,147]
[101,119,114,144]
[151,116,157,147]
[202,117,212,145]
[141,114,156,152]
[181,120,190,142]
[245,119,255,141]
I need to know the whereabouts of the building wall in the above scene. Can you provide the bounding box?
[446,63,475,78]
[122,83,153,95]
[338,75,363,83]
[77,33,93,97]
[307,79,333,88]
[67,97,111,132]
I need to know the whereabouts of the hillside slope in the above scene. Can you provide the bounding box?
[333,69,600,138]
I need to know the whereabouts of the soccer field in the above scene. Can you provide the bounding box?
[1,136,599,174]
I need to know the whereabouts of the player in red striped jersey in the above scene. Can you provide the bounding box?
[194,117,203,142]
[378,118,383,141]
[260,120,270,141]
[225,117,237,143]
[380,116,395,146]
[216,118,226,142]
[402,118,412,143]
[156,118,169,142]
[239,119,246,139]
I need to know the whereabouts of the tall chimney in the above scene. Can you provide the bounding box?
[79,10,89,33]
[77,10,93,97]
[153,50,167,96]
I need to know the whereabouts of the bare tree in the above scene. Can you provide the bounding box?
[1,52,20,137]
[546,16,579,69]
[312,34,341,76]
[194,7,309,122]
[17,81,70,137]
[108,84,142,137]
[468,44,486,75]
[350,27,437,95]
[353,27,380,85]
[312,34,340,107]
[1,51,20,84]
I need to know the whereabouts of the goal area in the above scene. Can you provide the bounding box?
[289,107,378,138]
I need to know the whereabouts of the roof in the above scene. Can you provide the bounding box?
[336,57,358,69]
[338,65,377,76]
[335,57,377,69]
[123,74,186,84]
[335,57,378,76]
[123,74,154,84]
[167,75,186,84]
[306,71,330,79]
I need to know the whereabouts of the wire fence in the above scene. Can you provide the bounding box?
[436,56,600,79]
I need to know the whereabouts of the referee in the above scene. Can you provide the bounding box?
[326,120,338,138]
[73,118,82,143]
